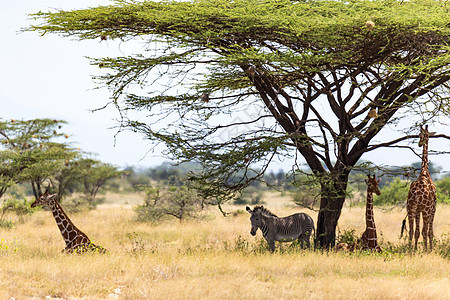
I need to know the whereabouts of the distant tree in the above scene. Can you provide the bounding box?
[49,154,90,201]
[27,0,450,247]
[410,161,442,181]
[0,118,74,199]
[79,160,123,206]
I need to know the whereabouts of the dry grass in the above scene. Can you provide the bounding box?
[0,192,449,299]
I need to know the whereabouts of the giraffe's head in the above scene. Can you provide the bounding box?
[418,125,429,147]
[365,175,381,195]
[31,190,57,208]
[418,125,436,147]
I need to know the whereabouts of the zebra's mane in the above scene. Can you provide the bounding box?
[254,205,278,218]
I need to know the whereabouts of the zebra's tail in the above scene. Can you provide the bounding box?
[400,215,408,238]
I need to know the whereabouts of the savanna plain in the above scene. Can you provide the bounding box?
[0,192,449,300]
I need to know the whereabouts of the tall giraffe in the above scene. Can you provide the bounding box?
[406,125,437,251]
[31,190,107,253]
[360,174,382,252]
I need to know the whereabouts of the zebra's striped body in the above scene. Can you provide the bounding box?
[246,205,315,252]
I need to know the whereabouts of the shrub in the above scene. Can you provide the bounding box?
[336,228,358,245]
[0,195,37,228]
[434,234,450,259]
[1,195,36,217]
[233,186,264,205]
[134,182,204,222]
[374,178,410,205]
[435,177,450,204]
[61,195,104,213]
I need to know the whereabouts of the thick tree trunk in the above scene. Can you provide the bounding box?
[316,173,349,249]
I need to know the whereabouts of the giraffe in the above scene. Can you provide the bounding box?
[406,125,437,251]
[31,190,107,254]
[360,174,382,252]
[334,175,381,253]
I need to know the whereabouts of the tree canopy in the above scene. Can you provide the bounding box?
[26,0,450,247]
[0,119,73,199]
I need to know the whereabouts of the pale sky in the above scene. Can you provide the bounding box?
[1,1,449,173]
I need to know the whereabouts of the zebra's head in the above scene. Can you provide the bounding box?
[246,206,263,236]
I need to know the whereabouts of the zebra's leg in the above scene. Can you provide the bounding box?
[298,236,306,249]
[305,234,311,249]
[268,240,275,252]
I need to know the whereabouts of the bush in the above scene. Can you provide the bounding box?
[61,195,105,213]
[134,182,204,222]
[336,228,358,245]
[0,195,37,227]
[374,176,449,205]
[435,177,450,204]
[374,178,410,205]
[233,186,264,205]
[1,195,36,217]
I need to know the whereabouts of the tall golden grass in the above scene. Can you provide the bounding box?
[0,192,449,299]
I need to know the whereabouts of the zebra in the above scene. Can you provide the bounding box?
[246,205,315,252]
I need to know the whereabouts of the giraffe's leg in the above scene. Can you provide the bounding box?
[414,213,420,250]
[428,212,435,252]
[408,214,414,250]
[429,199,437,252]
[422,212,429,252]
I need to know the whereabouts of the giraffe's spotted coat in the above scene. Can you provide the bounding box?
[31,191,107,254]
[406,125,437,251]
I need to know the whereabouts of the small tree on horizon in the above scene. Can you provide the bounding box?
[26,0,450,248]
[80,160,123,206]
[0,118,74,200]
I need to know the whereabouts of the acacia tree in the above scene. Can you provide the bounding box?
[80,160,123,206]
[26,0,450,247]
[0,119,74,199]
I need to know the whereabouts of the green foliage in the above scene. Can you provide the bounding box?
[1,196,36,217]
[373,176,450,205]
[81,160,123,206]
[0,195,37,227]
[435,177,450,204]
[0,118,124,211]
[233,186,264,205]
[374,178,410,205]
[25,0,450,247]
[336,228,358,245]
[0,118,75,199]
[434,234,450,259]
[135,180,204,222]
[0,220,15,229]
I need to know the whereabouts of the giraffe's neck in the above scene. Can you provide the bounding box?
[420,139,429,176]
[364,190,377,248]
[48,200,84,246]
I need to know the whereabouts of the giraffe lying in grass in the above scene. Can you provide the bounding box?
[31,190,107,254]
